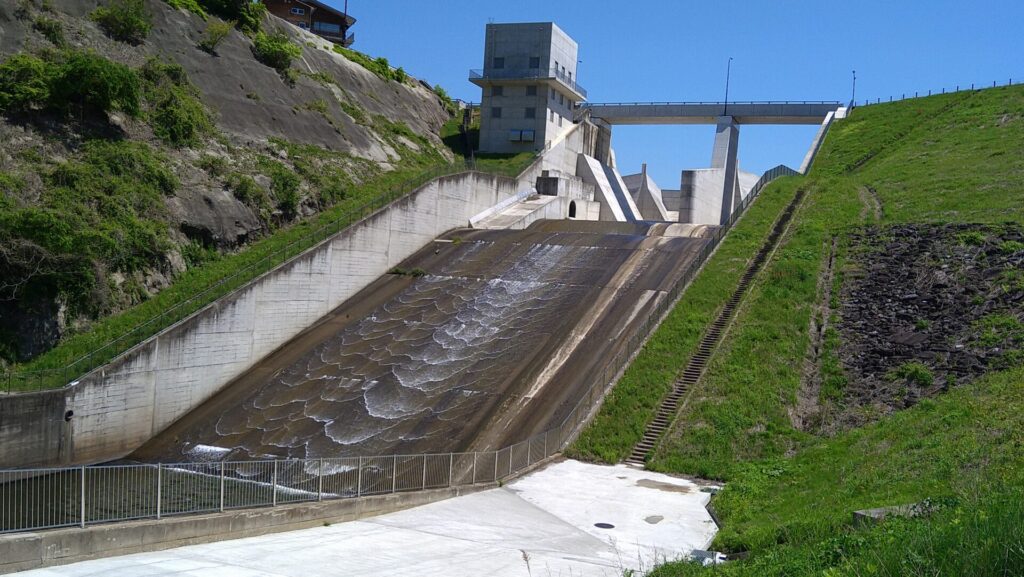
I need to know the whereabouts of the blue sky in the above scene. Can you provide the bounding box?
[331,0,1022,187]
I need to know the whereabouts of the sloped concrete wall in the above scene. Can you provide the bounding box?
[2,172,528,468]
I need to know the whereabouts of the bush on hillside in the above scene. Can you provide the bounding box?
[50,50,141,117]
[251,31,300,77]
[0,53,53,113]
[198,18,234,54]
[32,16,66,47]
[199,0,264,34]
[333,46,408,84]
[140,58,214,146]
[91,0,152,45]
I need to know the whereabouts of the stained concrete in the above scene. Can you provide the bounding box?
[12,460,719,577]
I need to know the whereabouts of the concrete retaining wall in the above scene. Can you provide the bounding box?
[0,484,494,574]
[0,171,533,468]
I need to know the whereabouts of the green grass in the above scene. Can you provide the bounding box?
[571,85,1024,573]
[567,176,804,464]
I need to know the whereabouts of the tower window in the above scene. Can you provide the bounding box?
[492,86,504,96]
[529,56,540,69]
[526,85,537,96]
[492,107,502,118]
[290,7,305,15]
[525,107,536,119]
[493,57,505,69]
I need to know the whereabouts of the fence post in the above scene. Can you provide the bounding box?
[272,461,278,507]
[527,440,532,465]
[357,456,363,497]
[219,464,225,512]
[392,455,398,494]
[508,445,513,474]
[472,452,477,484]
[80,466,86,528]
[493,451,498,481]
[156,463,162,520]
[448,453,454,487]
[317,459,324,501]
[422,455,427,490]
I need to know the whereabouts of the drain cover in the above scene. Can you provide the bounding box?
[594,522,615,529]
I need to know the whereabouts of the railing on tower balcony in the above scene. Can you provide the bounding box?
[469,66,587,99]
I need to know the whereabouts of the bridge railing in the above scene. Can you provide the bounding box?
[580,100,841,107]
[0,164,798,535]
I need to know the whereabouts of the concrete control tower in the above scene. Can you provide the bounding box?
[470,22,586,153]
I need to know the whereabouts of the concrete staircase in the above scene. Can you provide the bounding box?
[624,187,808,467]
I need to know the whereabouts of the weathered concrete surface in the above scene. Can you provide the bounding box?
[622,166,670,221]
[9,460,719,577]
[0,484,495,574]
[130,221,710,462]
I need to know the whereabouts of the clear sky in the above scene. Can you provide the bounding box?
[327,0,1022,187]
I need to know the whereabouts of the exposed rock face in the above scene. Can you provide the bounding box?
[0,0,454,362]
[835,224,1024,428]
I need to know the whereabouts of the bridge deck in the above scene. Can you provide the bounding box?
[582,101,841,125]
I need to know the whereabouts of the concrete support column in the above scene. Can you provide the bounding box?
[711,116,740,225]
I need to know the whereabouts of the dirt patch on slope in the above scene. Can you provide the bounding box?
[830,223,1024,429]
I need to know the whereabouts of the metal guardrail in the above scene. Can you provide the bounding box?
[581,100,841,107]
[2,158,541,395]
[0,163,797,535]
[469,67,588,99]
[851,77,1016,108]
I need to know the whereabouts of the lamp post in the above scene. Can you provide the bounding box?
[723,57,733,116]
[851,70,857,107]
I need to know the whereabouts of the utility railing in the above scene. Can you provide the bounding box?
[1,157,542,395]
[469,67,587,99]
[0,163,796,535]
[851,77,1017,108]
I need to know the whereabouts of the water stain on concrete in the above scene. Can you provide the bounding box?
[636,479,691,494]
[645,515,664,524]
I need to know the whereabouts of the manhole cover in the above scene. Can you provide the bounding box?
[594,522,615,529]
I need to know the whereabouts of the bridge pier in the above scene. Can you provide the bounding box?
[711,116,740,225]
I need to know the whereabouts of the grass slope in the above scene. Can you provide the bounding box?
[574,85,1024,575]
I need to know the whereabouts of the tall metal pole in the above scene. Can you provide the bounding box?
[851,70,857,107]
[723,57,733,116]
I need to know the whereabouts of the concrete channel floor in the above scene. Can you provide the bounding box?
[19,460,719,577]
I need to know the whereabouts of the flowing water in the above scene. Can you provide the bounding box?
[131,222,711,463]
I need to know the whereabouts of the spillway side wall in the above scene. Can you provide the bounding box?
[1,172,530,468]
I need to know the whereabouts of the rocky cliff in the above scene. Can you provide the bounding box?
[0,0,455,364]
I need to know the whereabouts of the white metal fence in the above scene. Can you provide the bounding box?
[0,164,796,534]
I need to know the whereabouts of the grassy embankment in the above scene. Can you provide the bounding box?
[572,85,1024,575]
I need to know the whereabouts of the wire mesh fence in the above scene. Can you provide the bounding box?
[0,164,793,535]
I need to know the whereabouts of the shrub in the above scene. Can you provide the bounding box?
[33,16,65,46]
[50,50,141,117]
[198,18,234,54]
[90,0,152,45]
[140,59,213,146]
[197,154,228,176]
[165,0,207,19]
[333,46,407,83]
[252,31,300,79]
[0,53,53,113]
[200,0,264,34]
[433,84,456,115]
[888,362,934,387]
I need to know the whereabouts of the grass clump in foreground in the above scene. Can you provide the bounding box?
[571,84,1024,573]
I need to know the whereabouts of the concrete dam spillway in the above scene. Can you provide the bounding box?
[130,220,713,464]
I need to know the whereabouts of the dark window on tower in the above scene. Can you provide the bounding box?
[525,107,536,119]
[492,86,504,96]
[529,56,540,69]
[492,107,502,118]
[526,85,537,96]
[493,57,505,69]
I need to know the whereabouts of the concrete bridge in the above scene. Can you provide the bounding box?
[579,101,843,225]
[579,101,841,125]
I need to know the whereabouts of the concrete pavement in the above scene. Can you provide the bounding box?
[17,460,719,576]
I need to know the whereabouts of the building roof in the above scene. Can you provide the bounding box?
[296,0,357,26]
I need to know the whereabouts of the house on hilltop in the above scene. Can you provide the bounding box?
[264,0,355,46]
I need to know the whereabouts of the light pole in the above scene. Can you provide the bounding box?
[723,57,733,116]
[851,70,857,107]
